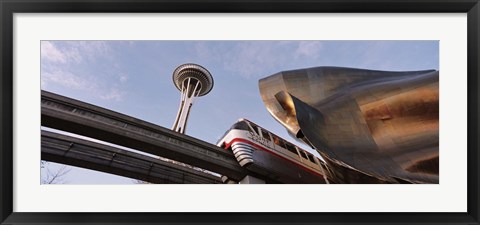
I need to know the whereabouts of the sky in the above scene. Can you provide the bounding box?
[40,40,439,184]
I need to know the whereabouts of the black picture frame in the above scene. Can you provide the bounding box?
[1,0,479,224]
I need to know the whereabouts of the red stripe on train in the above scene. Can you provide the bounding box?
[224,138,325,179]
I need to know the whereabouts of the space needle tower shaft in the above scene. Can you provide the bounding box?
[171,63,214,134]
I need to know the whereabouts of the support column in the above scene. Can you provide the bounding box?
[239,175,265,184]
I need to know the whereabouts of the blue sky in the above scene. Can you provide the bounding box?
[40,40,439,184]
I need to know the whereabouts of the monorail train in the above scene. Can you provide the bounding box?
[216,118,331,184]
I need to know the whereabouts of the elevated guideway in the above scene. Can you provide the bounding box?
[42,131,222,184]
[41,91,248,182]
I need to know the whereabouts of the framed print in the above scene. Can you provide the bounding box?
[1,0,479,224]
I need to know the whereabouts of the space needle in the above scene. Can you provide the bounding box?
[171,63,214,134]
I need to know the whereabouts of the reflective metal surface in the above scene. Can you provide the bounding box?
[259,67,439,183]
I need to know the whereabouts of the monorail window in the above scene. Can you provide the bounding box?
[280,141,295,155]
[260,129,271,141]
[250,123,260,135]
[301,151,308,160]
[285,143,297,154]
[273,135,286,147]
[307,154,316,163]
[230,121,250,131]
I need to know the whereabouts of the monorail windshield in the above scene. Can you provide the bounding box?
[217,120,252,144]
[230,121,251,131]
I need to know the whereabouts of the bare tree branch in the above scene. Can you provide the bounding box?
[41,161,72,184]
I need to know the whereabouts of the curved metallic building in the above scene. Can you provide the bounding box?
[259,66,439,184]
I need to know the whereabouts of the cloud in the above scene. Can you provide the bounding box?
[195,41,290,78]
[41,41,68,63]
[42,69,125,102]
[294,41,323,59]
[119,73,129,83]
[224,42,288,78]
[100,88,125,101]
[41,41,127,102]
[42,70,96,90]
[194,41,324,79]
[41,41,110,65]
[71,41,110,62]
